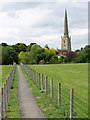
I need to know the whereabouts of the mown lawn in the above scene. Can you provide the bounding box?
[0,65,13,87]
[27,63,88,102]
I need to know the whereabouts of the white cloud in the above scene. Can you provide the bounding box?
[70,28,88,36]
[0,2,88,51]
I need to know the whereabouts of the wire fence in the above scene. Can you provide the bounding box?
[21,63,88,119]
[0,63,16,119]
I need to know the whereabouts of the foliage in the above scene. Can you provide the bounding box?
[58,55,65,63]
[27,43,36,52]
[1,42,89,64]
[44,44,49,49]
[45,48,56,55]
[2,46,18,65]
[74,45,90,63]
[0,45,2,65]
[13,43,27,53]
[39,59,45,64]
[50,54,58,64]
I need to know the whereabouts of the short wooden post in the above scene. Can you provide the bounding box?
[45,76,47,93]
[41,74,43,91]
[70,88,74,119]
[51,79,53,97]
[34,70,35,82]
[35,71,37,83]
[32,70,34,81]
[38,73,40,87]
[37,72,38,84]
[1,87,4,119]
[58,83,61,106]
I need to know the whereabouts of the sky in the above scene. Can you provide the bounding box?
[0,0,89,51]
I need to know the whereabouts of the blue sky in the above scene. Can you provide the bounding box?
[0,0,89,50]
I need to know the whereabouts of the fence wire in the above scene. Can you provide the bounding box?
[21,63,88,119]
[0,63,16,119]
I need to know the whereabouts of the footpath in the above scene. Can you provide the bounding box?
[17,65,46,118]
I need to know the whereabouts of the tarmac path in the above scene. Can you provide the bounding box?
[17,65,46,118]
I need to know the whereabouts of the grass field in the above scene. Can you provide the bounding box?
[26,63,88,118]
[27,63,88,102]
[6,66,21,118]
[0,65,13,87]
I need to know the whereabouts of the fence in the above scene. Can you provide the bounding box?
[0,63,16,119]
[21,63,88,119]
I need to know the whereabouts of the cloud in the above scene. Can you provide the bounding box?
[0,2,88,51]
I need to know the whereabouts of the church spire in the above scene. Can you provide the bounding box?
[64,9,68,36]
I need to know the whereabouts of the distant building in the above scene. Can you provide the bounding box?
[61,9,71,52]
[57,9,77,59]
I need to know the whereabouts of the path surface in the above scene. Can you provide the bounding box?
[17,65,46,118]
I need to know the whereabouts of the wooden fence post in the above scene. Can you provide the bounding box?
[58,82,61,106]
[38,73,40,87]
[1,87,4,119]
[51,79,53,97]
[45,76,47,93]
[41,74,43,91]
[70,88,74,119]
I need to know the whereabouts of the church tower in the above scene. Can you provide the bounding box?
[61,9,71,52]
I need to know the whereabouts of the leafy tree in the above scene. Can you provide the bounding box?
[58,55,65,63]
[0,45,2,65]
[27,43,36,52]
[2,46,18,64]
[75,49,80,53]
[13,43,27,53]
[39,59,45,64]
[50,55,58,64]
[44,44,49,49]
[1,43,8,47]
[45,52,54,63]
[74,45,90,63]
[30,44,45,64]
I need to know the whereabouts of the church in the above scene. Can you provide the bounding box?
[57,9,76,58]
[61,9,71,52]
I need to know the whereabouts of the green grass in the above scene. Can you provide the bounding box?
[0,65,13,87]
[20,65,67,118]
[27,63,88,102]
[26,63,88,118]
[6,66,21,118]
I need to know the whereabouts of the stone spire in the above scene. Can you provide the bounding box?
[64,9,68,36]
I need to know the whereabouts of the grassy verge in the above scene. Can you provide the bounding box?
[6,66,21,118]
[20,65,67,118]
[0,65,13,87]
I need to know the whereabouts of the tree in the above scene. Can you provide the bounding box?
[50,55,58,64]
[58,55,65,63]
[0,45,2,65]
[13,43,27,53]
[74,45,90,63]
[30,44,45,64]
[1,43,8,47]
[27,43,36,52]
[44,44,49,49]
[2,46,18,64]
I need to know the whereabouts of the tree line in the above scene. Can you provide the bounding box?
[0,43,90,65]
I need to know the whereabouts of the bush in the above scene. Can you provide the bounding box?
[39,59,45,64]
